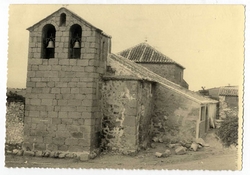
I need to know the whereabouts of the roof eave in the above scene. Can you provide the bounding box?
[134,61,185,69]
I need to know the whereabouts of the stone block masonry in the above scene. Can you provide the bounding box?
[24,7,111,156]
[101,78,154,153]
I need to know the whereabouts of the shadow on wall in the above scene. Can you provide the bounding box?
[151,84,200,143]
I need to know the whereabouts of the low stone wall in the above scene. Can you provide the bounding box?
[6,102,24,151]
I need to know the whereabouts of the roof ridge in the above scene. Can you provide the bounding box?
[116,42,146,55]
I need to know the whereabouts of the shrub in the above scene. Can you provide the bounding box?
[6,91,25,105]
[216,117,238,147]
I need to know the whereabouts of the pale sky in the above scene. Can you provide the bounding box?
[7,4,244,91]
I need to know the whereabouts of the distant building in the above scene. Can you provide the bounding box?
[218,86,238,119]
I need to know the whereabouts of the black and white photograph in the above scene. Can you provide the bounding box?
[1,2,248,174]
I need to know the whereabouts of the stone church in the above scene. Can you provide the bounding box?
[24,7,217,159]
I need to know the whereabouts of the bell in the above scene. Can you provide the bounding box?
[47,40,54,48]
[73,41,80,48]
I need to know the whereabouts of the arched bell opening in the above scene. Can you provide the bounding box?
[69,24,82,59]
[42,24,56,59]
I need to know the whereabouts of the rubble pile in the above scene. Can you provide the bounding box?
[152,137,209,158]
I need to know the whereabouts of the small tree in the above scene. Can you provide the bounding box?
[216,117,238,147]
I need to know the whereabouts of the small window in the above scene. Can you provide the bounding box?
[102,41,105,60]
[69,24,82,59]
[200,106,206,121]
[60,13,66,26]
[41,24,56,59]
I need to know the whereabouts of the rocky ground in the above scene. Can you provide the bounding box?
[5,130,239,170]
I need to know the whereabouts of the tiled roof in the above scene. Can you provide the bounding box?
[117,42,185,69]
[108,53,218,104]
[219,86,238,96]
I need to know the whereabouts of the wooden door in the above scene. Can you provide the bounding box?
[198,106,207,138]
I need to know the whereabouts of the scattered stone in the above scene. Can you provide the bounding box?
[65,152,75,158]
[122,150,128,155]
[79,153,89,161]
[12,149,19,155]
[6,150,12,154]
[23,150,35,157]
[152,137,159,142]
[17,150,24,156]
[54,152,59,158]
[158,138,163,143]
[35,151,43,157]
[180,141,191,148]
[168,143,180,148]
[58,152,66,158]
[162,136,170,143]
[190,142,199,151]
[162,149,171,157]
[128,150,137,156]
[175,146,187,155]
[49,151,55,158]
[151,143,156,148]
[155,152,163,158]
[44,151,50,157]
[196,138,209,147]
[89,152,97,159]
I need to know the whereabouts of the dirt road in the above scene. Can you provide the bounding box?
[5,143,238,170]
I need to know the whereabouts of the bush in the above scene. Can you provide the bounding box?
[6,91,25,105]
[216,117,238,147]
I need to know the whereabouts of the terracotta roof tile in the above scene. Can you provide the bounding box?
[117,42,185,68]
[219,86,238,96]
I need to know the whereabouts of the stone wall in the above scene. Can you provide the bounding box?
[6,102,24,145]
[219,96,238,119]
[101,78,154,153]
[24,8,110,155]
[138,63,188,88]
[152,84,200,143]
[138,81,154,149]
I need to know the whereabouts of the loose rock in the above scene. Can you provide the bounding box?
[58,152,66,158]
[17,150,24,156]
[175,146,187,155]
[23,150,35,157]
[196,138,209,147]
[162,149,171,157]
[35,151,43,157]
[79,153,89,161]
[12,149,19,155]
[190,142,199,151]
[155,152,163,158]
[65,153,75,158]
[152,137,159,142]
[151,143,156,148]
[44,151,50,157]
